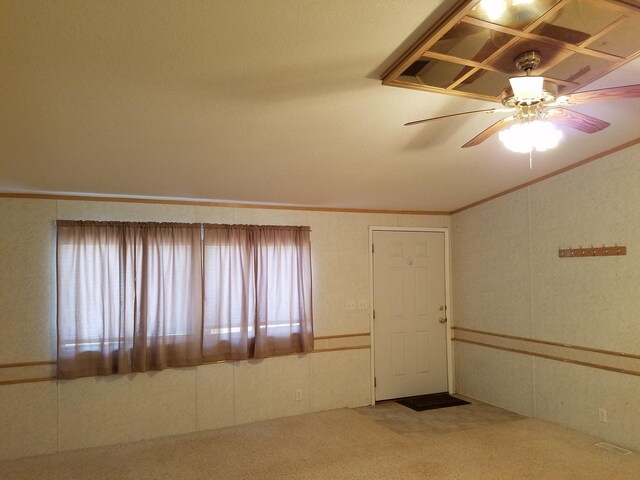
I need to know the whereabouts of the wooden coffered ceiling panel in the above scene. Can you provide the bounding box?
[383,0,640,103]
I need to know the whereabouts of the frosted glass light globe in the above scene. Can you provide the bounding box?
[498,120,562,153]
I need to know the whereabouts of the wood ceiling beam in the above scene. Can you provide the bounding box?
[461,17,624,62]
[578,16,629,49]
[385,78,499,103]
[382,0,477,84]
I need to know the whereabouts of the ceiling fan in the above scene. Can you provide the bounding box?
[405,50,640,154]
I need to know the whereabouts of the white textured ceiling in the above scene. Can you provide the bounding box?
[1,0,639,212]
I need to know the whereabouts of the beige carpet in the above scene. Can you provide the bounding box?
[1,408,639,479]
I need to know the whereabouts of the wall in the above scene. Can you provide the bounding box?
[452,143,640,450]
[0,197,448,460]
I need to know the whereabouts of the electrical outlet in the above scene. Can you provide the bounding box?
[295,389,303,401]
[358,298,368,310]
[598,408,607,423]
[344,299,356,310]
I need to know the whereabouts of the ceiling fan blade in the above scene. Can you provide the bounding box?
[462,116,516,148]
[560,84,640,105]
[547,108,610,134]
[404,108,512,127]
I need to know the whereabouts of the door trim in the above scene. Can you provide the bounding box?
[368,226,454,404]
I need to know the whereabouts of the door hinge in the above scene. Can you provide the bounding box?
[372,243,374,254]
[373,309,376,320]
[374,377,377,387]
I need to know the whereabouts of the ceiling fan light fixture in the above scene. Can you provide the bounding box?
[498,119,562,153]
[509,75,544,103]
[479,0,507,20]
[479,0,534,20]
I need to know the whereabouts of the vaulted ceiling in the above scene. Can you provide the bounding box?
[1,0,639,212]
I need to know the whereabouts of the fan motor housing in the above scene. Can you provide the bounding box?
[514,51,541,72]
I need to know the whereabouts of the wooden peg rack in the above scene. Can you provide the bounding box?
[558,245,626,258]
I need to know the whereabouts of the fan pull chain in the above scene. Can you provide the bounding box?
[526,110,533,170]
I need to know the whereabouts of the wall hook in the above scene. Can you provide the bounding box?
[558,245,626,258]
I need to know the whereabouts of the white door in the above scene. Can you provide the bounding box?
[373,230,448,401]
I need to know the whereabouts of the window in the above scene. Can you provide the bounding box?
[56,221,313,379]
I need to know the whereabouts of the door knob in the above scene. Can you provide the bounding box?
[438,305,447,323]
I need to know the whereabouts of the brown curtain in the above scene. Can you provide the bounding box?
[57,221,203,379]
[129,224,203,371]
[253,226,314,357]
[202,225,254,360]
[57,221,312,379]
[203,225,313,361]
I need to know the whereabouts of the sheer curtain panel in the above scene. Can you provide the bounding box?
[202,225,313,361]
[202,225,255,360]
[56,221,203,379]
[253,226,314,357]
[57,222,126,378]
[129,224,203,371]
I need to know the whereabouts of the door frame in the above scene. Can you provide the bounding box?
[368,226,454,404]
